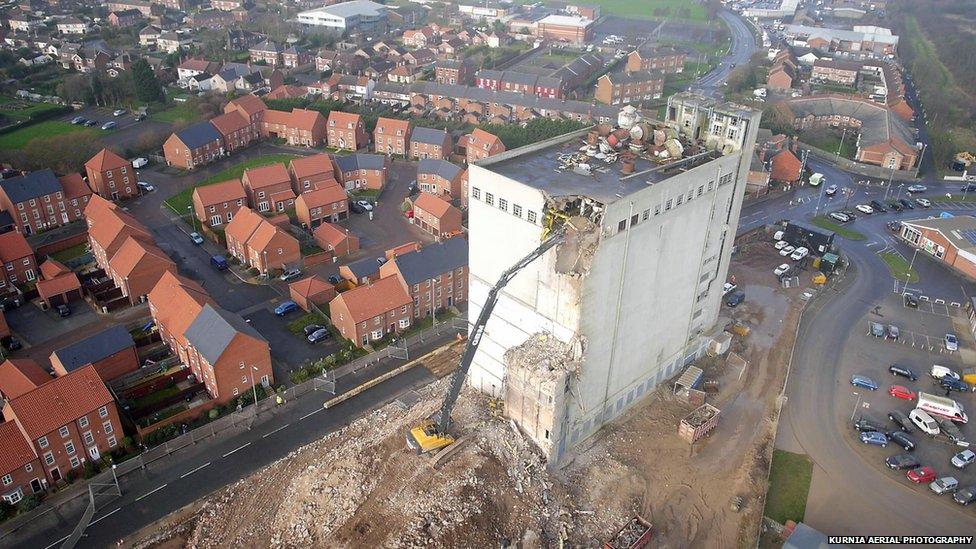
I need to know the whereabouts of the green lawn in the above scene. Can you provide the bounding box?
[286,312,329,337]
[811,216,866,241]
[583,0,708,20]
[764,450,813,525]
[0,97,64,122]
[164,154,299,215]
[0,121,96,149]
[150,103,202,124]
[801,129,857,160]
[879,251,919,283]
[49,242,89,263]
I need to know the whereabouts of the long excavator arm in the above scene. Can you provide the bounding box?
[406,229,565,454]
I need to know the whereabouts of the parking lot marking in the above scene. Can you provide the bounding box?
[43,535,70,549]
[935,298,946,305]
[920,295,930,301]
[951,302,961,307]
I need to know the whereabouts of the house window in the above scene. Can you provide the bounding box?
[99,406,108,418]
[79,417,88,429]
[2,475,11,486]
[498,198,508,211]
[211,215,222,226]
[399,318,410,328]
[83,431,94,445]
[3,488,23,505]
[527,211,537,224]
[108,436,117,448]
[69,457,80,469]
[484,192,494,206]
[65,441,75,455]
[24,464,31,473]
[103,421,113,435]
[666,199,673,211]
[38,436,48,449]
[371,329,383,339]
[44,452,54,466]
[59,426,69,438]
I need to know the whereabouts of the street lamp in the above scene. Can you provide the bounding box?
[241,363,259,416]
[850,391,862,422]
[187,205,197,233]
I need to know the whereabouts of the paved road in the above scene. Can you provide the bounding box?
[690,10,757,97]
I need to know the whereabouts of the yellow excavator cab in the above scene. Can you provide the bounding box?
[406,418,455,454]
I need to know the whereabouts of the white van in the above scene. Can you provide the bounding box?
[931,365,961,380]
[910,408,940,435]
[918,392,968,423]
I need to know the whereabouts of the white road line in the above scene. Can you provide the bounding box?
[262,424,289,438]
[134,484,167,502]
[300,408,323,421]
[222,442,251,458]
[89,507,121,526]
[43,535,70,549]
[180,462,211,479]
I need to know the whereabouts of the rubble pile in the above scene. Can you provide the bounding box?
[504,332,580,379]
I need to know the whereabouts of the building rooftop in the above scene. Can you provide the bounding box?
[51,325,134,373]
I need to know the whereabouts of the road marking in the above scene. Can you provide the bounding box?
[134,484,167,502]
[262,424,289,438]
[866,241,878,247]
[43,535,70,549]
[300,408,323,421]
[222,442,251,458]
[89,507,121,526]
[180,462,211,478]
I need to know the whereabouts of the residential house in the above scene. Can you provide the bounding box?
[387,65,418,84]
[434,59,472,85]
[156,32,190,54]
[242,164,294,213]
[209,110,258,154]
[192,179,247,228]
[84,148,136,200]
[594,70,664,106]
[313,223,359,258]
[249,40,282,66]
[108,9,143,27]
[289,153,339,193]
[409,127,452,160]
[107,237,176,305]
[412,192,462,238]
[812,59,862,86]
[2,364,123,486]
[163,122,224,170]
[339,256,380,285]
[147,272,213,367]
[403,27,435,48]
[295,183,348,228]
[769,149,803,184]
[416,159,463,204]
[49,326,138,382]
[0,419,44,505]
[57,18,88,35]
[766,63,796,92]
[626,46,687,74]
[260,108,326,147]
[224,208,300,274]
[464,128,505,163]
[85,195,151,272]
[373,117,411,156]
[329,275,412,347]
[35,259,82,308]
[223,93,267,125]
[0,231,37,290]
[333,154,387,191]
[282,46,309,68]
[326,111,367,151]
[378,237,467,319]
[0,169,92,235]
[288,275,335,312]
[0,358,50,401]
[177,58,221,83]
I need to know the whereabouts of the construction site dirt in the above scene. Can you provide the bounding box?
[125,243,806,549]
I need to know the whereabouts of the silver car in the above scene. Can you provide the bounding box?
[952,449,976,469]
[931,477,959,495]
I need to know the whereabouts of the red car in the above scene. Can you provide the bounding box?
[907,466,936,484]
[889,385,917,401]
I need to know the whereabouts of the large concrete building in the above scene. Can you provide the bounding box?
[296,0,387,33]
[465,94,760,464]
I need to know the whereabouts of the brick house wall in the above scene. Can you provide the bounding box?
[0,252,37,290]
[86,163,137,200]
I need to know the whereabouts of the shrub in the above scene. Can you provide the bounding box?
[208,408,220,419]
[0,501,16,520]
[83,461,100,479]
[15,495,38,513]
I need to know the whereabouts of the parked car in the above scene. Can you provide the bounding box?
[726,290,745,307]
[887,201,903,211]
[303,324,326,337]
[189,232,204,245]
[944,333,959,352]
[774,264,790,276]
[70,116,85,124]
[888,410,915,432]
[856,204,874,214]
[274,300,298,316]
[829,212,851,223]
[279,268,302,281]
[790,247,809,261]
[870,200,888,212]
[859,431,888,447]
[851,374,878,390]
[899,198,915,210]
[132,157,148,169]
[886,221,902,233]
[907,184,927,193]
[940,376,970,393]
[55,304,70,317]
[210,255,228,270]
[775,240,789,250]
[137,181,154,192]
[951,449,976,469]
[915,198,931,208]
[2,336,21,351]
[905,465,935,484]
[886,325,900,339]
[825,185,837,196]
[889,385,916,401]
[84,119,98,127]
[869,322,885,337]
[307,328,331,343]
[888,364,917,381]
[930,477,959,494]
[904,293,919,308]
[779,245,795,257]
[349,201,365,214]
[100,121,117,130]
[930,364,961,380]
[887,430,916,451]
[886,454,920,470]
[355,200,374,212]
[327,275,342,285]
[113,108,127,116]
[909,408,940,435]
[962,184,976,193]
[723,282,737,295]
[134,113,146,122]
[953,486,976,505]
[853,417,884,432]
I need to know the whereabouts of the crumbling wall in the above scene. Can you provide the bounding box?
[503,332,582,459]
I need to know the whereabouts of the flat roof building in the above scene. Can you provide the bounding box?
[297,0,387,32]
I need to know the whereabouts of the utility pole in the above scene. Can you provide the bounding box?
[883,167,895,201]
[836,127,847,162]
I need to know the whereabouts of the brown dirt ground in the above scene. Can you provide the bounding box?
[126,242,808,549]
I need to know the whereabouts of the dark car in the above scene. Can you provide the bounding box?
[953,486,976,505]
[887,430,916,451]
[886,453,921,470]
[888,364,918,381]
[887,201,903,211]
[888,410,915,433]
[941,376,970,393]
[2,336,21,351]
[899,198,915,210]
[210,255,229,270]
[854,418,884,432]
[904,293,919,308]
[307,328,332,344]
[328,274,342,285]
[726,290,745,307]
[886,221,902,233]
[56,304,71,317]
[303,324,326,337]
[349,201,365,214]
[84,119,98,127]
[961,184,976,193]
[870,200,888,212]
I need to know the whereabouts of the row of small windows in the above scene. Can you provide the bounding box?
[471,187,538,224]
[615,176,729,234]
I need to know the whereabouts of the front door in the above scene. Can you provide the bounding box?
[88,446,100,461]
[61,212,69,224]
[29,479,42,493]
[50,467,61,482]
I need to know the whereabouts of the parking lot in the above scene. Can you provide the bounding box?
[58,106,173,150]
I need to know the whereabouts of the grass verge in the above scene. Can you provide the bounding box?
[763,450,813,525]
[0,121,96,149]
[878,251,919,283]
[286,312,328,337]
[810,216,866,241]
[150,103,202,124]
[163,154,299,215]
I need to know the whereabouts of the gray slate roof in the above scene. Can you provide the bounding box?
[410,126,448,146]
[176,121,222,149]
[782,96,913,149]
[343,256,379,280]
[334,153,385,172]
[184,304,266,365]
[0,169,63,204]
[417,158,461,181]
[52,325,134,373]
[393,238,467,285]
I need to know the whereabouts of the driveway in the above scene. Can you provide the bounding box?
[243,307,340,381]
[4,299,99,347]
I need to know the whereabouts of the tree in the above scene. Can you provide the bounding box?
[132,58,163,104]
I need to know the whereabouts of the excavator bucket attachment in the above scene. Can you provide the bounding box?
[406,419,455,454]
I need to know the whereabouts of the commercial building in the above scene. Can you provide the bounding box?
[535,15,593,45]
[900,216,976,280]
[296,0,388,33]
[784,24,899,54]
[465,93,760,464]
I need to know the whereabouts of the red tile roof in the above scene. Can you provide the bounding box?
[374,117,410,137]
[467,128,502,151]
[109,237,174,279]
[5,364,113,441]
[413,192,453,218]
[88,207,152,256]
[209,111,251,137]
[247,218,296,253]
[194,179,246,206]
[0,358,52,400]
[266,85,307,100]
[290,153,334,181]
[224,207,265,245]
[243,163,291,190]
[0,231,33,263]
[288,275,334,299]
[40,259,70,279]
[327,110,362,129]
[148,271,213,346]
[332,275,410,324]
[36,272,81,300]
[85,148,130,173]
[262,109,292,126]
[297,183,345,209]
[225,94,267,118]
[59,172,92,200]
[313,222,353,248]
[0,420,38,475]
[289,108,323,132]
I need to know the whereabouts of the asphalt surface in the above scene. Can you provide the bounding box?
[690,10,757,98]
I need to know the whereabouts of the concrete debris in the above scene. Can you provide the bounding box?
[554,216,600,276]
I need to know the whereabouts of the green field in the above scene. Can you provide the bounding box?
[0,120,97,149]
[763,450,813,525]
[585,0,708,20]
[800,129,858,161]
[151,103,202,124]
[879,251,920,283]
[164,154,299,215]
[0,97,64,122]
